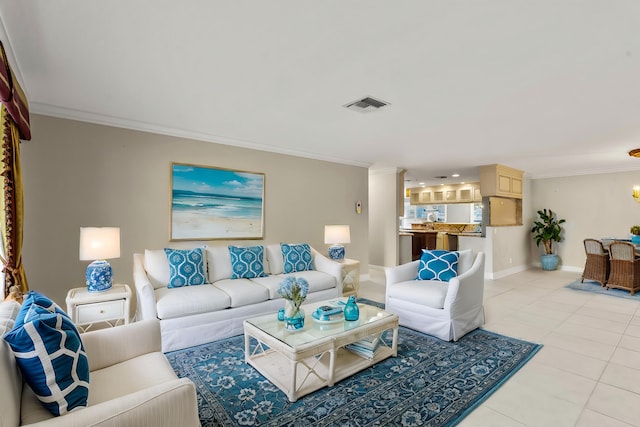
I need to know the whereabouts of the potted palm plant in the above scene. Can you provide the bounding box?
[531,209,566,270]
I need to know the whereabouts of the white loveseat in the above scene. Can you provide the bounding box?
[384,250,486,341]
[133,244,343,352]
[0,300,199,427]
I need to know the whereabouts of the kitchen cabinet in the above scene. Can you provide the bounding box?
[410,182,481,205]
[479,164,523,199]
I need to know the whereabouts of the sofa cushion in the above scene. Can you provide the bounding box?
[387,280,449,309]
[251,271,336,299]
[0,301,22,427]
[155,285,231,320]
[207,246,234,283]
[164,248,208,288]
[88,352,178,405]
[417,250,459,282]
[229,245,267,279]
[213,279,270,307]
[4,297,89,416]
[19,345,183,425]
[281,243,314,273]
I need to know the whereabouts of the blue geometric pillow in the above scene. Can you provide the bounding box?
[416,250,459,282]
[164,248,207,288]
[4,298,89,416]
[15,291,66,327]
[229,245,267,279]
[281,243,314,274]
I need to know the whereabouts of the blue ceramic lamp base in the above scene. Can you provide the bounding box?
[328,245,345,260]
[86,260,113,292]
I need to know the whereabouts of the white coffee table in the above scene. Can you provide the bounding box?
[243,299,398,402]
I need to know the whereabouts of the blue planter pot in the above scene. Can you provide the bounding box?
[632,235,640,244]
[541,254,559,271]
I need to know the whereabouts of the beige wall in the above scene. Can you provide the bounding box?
[531,170,640,270]
[21,115,369,307]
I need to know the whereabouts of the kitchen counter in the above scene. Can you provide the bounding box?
[450,232,484,237]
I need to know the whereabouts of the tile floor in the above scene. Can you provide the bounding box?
[360,267,640,427]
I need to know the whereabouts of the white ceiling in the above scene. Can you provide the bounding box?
[2,1,640,187]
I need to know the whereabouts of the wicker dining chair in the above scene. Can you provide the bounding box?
[581,239,610,287]
[606,241,640,295]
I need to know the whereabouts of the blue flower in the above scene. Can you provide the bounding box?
[277,276,309,309]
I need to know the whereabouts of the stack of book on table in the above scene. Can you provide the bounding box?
[345,333,382,360]
[312,305,344,322]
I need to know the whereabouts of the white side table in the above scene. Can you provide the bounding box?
[65,284,131,332]
[339,258,360,297]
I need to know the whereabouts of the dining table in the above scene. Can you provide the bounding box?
[600,238,640,254]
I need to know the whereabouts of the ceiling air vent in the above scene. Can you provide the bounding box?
[344,96,390,113]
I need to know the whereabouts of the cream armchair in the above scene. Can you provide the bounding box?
[384,250,486,341]
[0,300,200,427]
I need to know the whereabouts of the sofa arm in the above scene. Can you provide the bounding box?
[443,252,486,312]
[82,320,162,371]
[312,248,343,291]
[24,378,199,427]
[133,253,158,322]
[384,260,420,287]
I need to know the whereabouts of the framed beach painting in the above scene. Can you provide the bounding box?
[170,163,265,240]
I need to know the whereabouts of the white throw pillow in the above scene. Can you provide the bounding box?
[144,249,170,289]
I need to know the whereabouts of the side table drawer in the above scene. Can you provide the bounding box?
[75,299,125,325]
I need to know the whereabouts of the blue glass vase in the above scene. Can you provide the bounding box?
[343,295,359,321]
[284,301,305,331]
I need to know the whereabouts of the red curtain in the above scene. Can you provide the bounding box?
[0,41,30,298]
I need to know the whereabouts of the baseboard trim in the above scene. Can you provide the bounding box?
[531,261,583,273]
[486,264,530,280]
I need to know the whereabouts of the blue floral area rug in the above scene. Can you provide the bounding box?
[166,322,541,426]
[566,279,640,300]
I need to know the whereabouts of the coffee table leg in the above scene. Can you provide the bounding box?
[244,333,251,362]
[328,349,336,386]
[392,327,399,357]
[289,359,298,402]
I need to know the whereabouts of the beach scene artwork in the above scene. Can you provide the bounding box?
[171,163,264,240]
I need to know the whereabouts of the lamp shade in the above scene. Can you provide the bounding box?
[79,227,120,261]
[324,225,351,244]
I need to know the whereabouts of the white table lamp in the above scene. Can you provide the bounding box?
[324,225,351,260]
[80,227,120,292]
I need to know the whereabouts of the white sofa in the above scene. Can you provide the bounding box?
[0,300,200,427]
[133,244,343,352]
[384,250,486,341]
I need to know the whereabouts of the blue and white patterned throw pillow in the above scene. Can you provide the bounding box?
[164,248,207,288]
[281,243,314,274]
[417,250,459,282]
[4,292,89,416]
[229,245,267,279]
[15,290,66,326]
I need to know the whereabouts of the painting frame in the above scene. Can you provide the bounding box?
[170,162,265,241]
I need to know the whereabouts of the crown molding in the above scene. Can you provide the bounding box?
[30,102,372,169]
[529,165,640,180]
